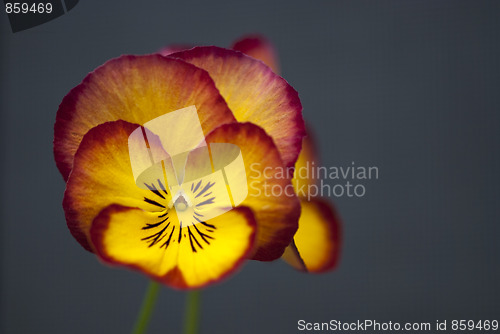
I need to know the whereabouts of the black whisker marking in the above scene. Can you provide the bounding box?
[142,217,168,230]
[144,182,165,199]
[158,212,168,218]
[193,180,202,193]
[188,226,203,252]
[193,223,214,245]
[201,222,216,229]
[153,223,171,245]
[203,191,212,197]
[178,221,183,243]
[142,223,170,247]
[194,218,216,230]
[144,197,165,208]
[196,181,215,198]
[196,197,215,207]
[157,179,169,196]
[161,226,176,249]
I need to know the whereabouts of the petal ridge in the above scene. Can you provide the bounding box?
[54,54,235,181]
[169,46,305,169]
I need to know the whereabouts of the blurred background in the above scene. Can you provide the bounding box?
[1,1,499,333]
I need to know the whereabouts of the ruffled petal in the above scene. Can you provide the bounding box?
[231,35,280,73]
[54,54,235,181]
[158,44,192,56]
[204,122,301,261]
[169,47,305,169]
[90,204,256,289]
[282,198,341,273]
[63,120,174,251]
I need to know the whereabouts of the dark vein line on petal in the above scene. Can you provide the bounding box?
[194,217,216,230]
[193,180,202,193]
[188,226,202,252]
[196,197,215,207]
[193,223,214,245]
[142,222,170,247]
[178,221,183,243]
[142,217,168,230]
[161,226,175,249]
[157,178,168,196]
[196,181,215,198]
[144,197,165,208]
[144,182,165,199]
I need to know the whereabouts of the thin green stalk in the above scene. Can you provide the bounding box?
[132,281,161,334]
[183,290,201,334]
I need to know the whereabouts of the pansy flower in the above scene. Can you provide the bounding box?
[55,47,304,289]
[55,35,340,290]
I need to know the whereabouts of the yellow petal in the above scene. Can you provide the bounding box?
[63,120,173,251]
[90,205,256,289]
[282,198,341,272]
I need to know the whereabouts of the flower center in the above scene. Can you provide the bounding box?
[141,178,217,253]
[174,195,189,212]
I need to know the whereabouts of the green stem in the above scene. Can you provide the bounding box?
[183,290,201,334]
[132,281,161,334]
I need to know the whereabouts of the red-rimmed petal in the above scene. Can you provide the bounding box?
[169,46,305,169]
[54,54,235,181]
[204,122,301,261]
[282,198,341,273]
[158,44,193,56]
[90,204,256,289]
[63,120,173,251]
[231,35,280,73]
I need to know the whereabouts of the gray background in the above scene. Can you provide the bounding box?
[1,1,499,333]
